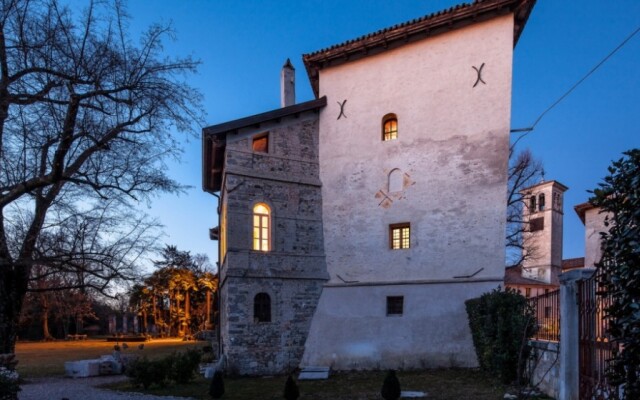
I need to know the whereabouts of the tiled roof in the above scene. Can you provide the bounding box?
[562,257,585,271]
[303,0,537,97]
[504,265,557,287]
[574,202,596,224]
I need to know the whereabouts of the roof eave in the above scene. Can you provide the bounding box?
[201,96,327,194]
[303,0,536,98]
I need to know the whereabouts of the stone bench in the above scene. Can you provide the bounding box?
[66,334,88,340]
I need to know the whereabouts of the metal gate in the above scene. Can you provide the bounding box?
[578,271,618,400]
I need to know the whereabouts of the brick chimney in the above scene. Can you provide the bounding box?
[281,58,295,107]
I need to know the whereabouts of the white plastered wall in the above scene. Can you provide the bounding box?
[302,15,516,369]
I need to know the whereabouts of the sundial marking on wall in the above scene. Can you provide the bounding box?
[472,63,486,87]
[337,99,347,120]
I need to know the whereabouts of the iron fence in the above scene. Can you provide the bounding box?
[527,289,560,342]
[578,270,618,400]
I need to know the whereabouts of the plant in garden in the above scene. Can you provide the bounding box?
[168,349,201,384]
[0,354,19,399]
[465,287,536,385]
[283,374,300,400]
[209,370,225,399]
[591,149,640,399]
[381,370,401,400]
[125,357,156,390]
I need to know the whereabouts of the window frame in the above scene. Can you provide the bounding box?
[538,193,546,211]
[252,203,271,252]
[389,222,410,250]
[382,114,398,141]
[253,292,272,323]
[386,296,404,316]
[252,133,269,153]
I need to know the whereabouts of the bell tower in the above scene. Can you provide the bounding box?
[521,180,568,283]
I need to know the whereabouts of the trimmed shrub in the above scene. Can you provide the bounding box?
[168,349,201,384]
[125,357,156,389]
[465,287,536,384]
[381,370,401,400]
[126,349,201,389]
[209,370,225,398]
[283,374,300,400]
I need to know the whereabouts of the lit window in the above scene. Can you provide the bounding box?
[252,133,268,153]
[254,293,271,323]
[382,114,398,141]
[253,203,271,251]
[390,223,410,249]
[386,296,404,316]
[538,193,546,211]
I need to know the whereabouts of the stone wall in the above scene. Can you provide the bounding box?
[221,277,324,375]
[218,112,328,375]
[529,340,559,399]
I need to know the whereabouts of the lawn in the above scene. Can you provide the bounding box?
[15,338,204,378]
[107,368,510,400]
[15,340,532,399]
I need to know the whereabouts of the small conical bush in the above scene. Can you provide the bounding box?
[209,370,225,398]
[381,370,401,400]
[283,374,300,400]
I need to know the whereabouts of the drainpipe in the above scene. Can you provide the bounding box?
[211,191,223,359]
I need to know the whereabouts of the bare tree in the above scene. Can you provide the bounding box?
[0,0,203,353]
[506,148,544,268]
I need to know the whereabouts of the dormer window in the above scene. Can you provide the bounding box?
[252,133,269,153]
[382,114,398,141]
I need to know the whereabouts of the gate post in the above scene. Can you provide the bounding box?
[559,268,595,400]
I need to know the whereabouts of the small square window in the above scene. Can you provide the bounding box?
[386,296,404,316]
[252,134,269,153]
[389,223,410,249]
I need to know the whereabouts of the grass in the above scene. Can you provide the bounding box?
[15,338,204,378]
[106,368,510,400]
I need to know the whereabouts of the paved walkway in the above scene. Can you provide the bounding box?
[18,375,195,400]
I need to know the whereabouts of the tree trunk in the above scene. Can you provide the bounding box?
[41,296,54,341]
[184,290,190,336]
[0,267,29,353]
[206,290,212,329]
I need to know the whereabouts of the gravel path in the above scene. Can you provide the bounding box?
[18,375,195,400]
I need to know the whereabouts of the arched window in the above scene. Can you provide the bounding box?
[538,193,546,211]
[529,195,537,212]
[388,169,403,193]
[253,203,271,251]
[254,293,271,323]
[382,114,398,141]
[553,193,561,209]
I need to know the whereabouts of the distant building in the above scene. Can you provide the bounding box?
[203,0,537,375]
[506,180,568,297]
[506,183,609,297]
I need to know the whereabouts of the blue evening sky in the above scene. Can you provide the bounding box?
[118,0,639,269]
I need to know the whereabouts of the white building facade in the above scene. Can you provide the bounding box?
[203,0,537,374]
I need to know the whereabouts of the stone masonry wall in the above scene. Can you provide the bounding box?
[222,277,324,375]
[218,112,327,375]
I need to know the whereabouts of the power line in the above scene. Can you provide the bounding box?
[511,24,640,145]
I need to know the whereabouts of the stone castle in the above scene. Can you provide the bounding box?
[203,0,537,375]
